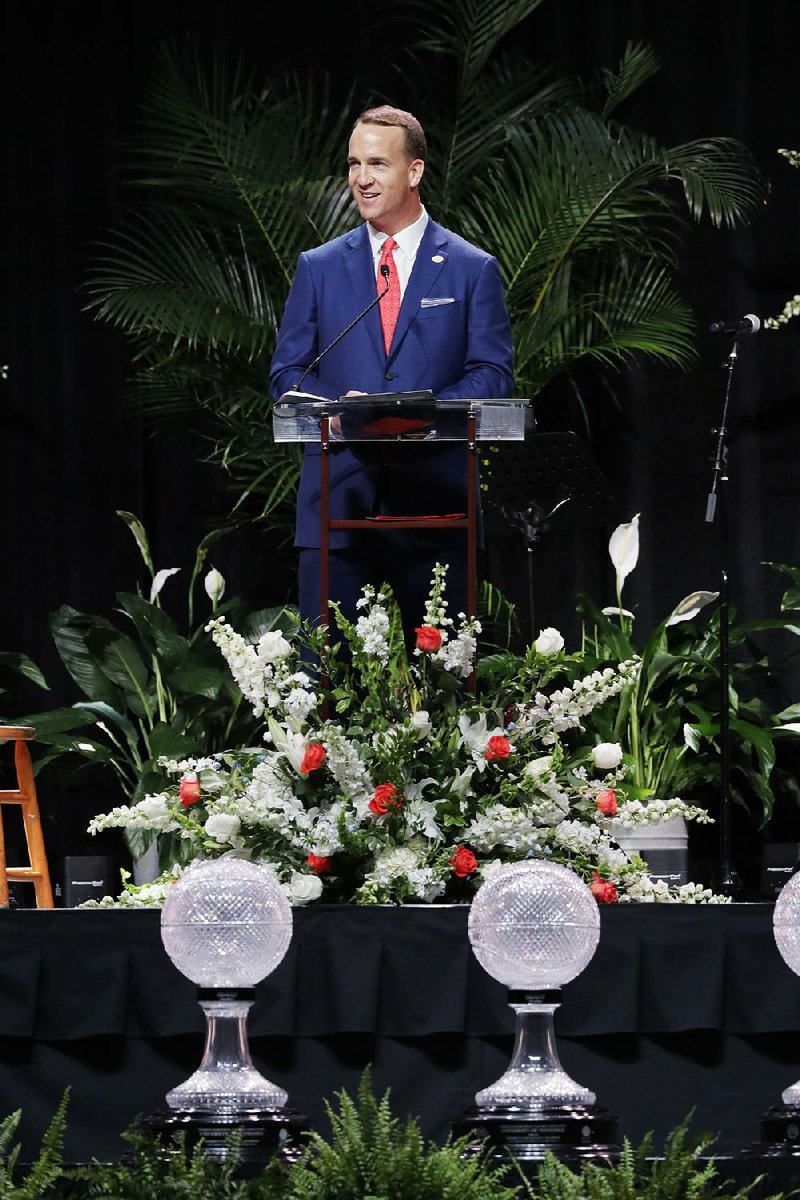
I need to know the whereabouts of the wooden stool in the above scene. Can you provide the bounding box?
[0,726,54,908]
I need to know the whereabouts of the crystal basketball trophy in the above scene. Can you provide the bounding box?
[454,860,619,1164]
[152,858,308,1163]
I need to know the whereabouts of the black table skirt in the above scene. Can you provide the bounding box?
[1,903,799,1162]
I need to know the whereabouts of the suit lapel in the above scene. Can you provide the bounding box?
[342,225,385,364]
[387,221,448,365]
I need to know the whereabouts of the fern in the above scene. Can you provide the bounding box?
[522,1116,785,1200]
[283,1068,515,1200]
[0,1091,67,1200]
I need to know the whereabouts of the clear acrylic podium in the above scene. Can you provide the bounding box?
[274,391,529,661]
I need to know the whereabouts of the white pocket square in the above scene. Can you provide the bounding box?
[420,296,455,308]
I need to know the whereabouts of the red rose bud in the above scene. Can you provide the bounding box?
[595,788,618,816]
[590,872,618,904]
[450,845,478,878]
[307,853,333,875]
[179,774,201,808]
[415,625,442,652]
[300,743,326,775]
[484,734,511,761]
[368,782,403,816]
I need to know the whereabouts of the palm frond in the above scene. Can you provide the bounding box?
[599,40,661,118]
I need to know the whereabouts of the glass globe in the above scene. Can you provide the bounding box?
[469,860,600,990]
[773,872,800,1104]
[468,861,601,1109]
[160,858,293,1112]
[161,858,292,987]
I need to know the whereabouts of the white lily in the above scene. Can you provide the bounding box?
[666,590,719,626]
[608,514,640,594]
[204,567,226,606]
[150,567,180,602]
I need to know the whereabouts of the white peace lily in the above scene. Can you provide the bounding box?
[150,567,180,602]
[592,742,624,770]
[665,590,719,626]
[534,627,564,656]
[602,606,635,620]
[204,567,226,605]
[609,514,640,593]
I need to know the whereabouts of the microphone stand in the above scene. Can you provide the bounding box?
[705,338,741,897]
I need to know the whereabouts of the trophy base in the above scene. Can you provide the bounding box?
[453,1102,619,1167]
[145,1106,309,1169]
[743,1104,800,1157]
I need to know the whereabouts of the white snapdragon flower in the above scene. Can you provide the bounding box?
[534,627,564,655]
[355,603,391,664]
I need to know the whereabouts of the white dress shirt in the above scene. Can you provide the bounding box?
[366,208,429,298]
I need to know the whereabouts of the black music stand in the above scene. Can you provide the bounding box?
[484,433,616,640]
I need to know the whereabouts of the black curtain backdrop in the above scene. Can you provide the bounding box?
[2,0,800,863]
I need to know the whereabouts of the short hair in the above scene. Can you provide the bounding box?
[353,105,427,162]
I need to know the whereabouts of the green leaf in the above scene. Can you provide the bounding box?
[116,591,188,667]
[116,510,154,574]
[146,723,197,760]
[0,651,50,690]
[49,606,127,709]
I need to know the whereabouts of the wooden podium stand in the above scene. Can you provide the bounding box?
[274,392,529,659]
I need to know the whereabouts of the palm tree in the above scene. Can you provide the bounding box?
[85,2,764,529]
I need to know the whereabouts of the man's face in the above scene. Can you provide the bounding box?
[347,122,424,234]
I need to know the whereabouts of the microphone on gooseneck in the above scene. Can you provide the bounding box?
[709,313,761,336]
[294,267,391,391]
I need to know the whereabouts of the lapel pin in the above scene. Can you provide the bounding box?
[431,254,444,263]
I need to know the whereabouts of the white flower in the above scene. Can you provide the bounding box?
[534,627,564,656]
[373,845,420,883]
[609,513,640,593]
[457,713,505,771]
[286,872,323,904]
[204,567,226,605]
[523,755,553,780]
[410,710,432,739]
[204,813,242,845]
[666,590,719,626]
[150,567,180,602]
[592,742,623,770]
[258,630,293,663]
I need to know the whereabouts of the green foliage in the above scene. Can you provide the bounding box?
[570,562,800,825]
[524,1118,782,1200]
[0,1092,67,1200]
[84,2,764,528]
[0,513,297,863]
[71,1124,285,1200]
[281,1069,515,1200]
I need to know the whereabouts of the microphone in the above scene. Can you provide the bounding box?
[709,313,761,335]
[294,268,391,391]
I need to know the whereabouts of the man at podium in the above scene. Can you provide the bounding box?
[269,104,514,635]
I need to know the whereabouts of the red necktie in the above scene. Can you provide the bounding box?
[378,237,401,354]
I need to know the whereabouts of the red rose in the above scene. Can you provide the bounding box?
[450,845,478,878]
[484,734,511,762]
[595,788,618,816]
[590,872,617,904]
[368,782,403,816]
[415,625,442,652]
[179,775,201,808]
[300,743,326,775]
[307,853,333,875]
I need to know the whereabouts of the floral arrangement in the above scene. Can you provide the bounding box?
[86,561,726,908]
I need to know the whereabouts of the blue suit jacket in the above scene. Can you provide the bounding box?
[269,218,514,548]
